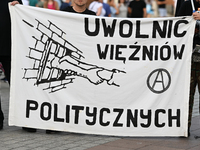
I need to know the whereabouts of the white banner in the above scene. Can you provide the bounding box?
[9,4,195,137]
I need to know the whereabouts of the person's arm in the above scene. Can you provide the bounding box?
[96,5,102,16]
[193,12,200,20]
[10,1,20,5]
[143,7,147,18]
[128,6,131,15]
[114,3,119,15]
[143,2,147,18]
[54,1,59,10]
[43,1,48,8]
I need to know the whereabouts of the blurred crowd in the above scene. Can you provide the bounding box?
[21,0,175,18]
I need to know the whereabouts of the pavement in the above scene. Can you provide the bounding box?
[0,80,200,150]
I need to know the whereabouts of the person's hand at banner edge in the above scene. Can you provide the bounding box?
[10,1,20,6]
[193,11,200,20]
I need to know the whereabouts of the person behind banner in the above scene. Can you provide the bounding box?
[116,0,128,18]
[176,0,200,137]
[89,0,105,16]
[102,0,112,17]
[62,0,96,15]
[107,0,119,17]
[60,0,71,11]
[36,0,45,8]
[43,0,59,10]
[0,0,23,130]
[156,0,167,17]
[7,1,38,133]
[127,0,147,18]
[29,0,39,6]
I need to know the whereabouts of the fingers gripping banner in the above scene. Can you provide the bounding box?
[9,4,195,137]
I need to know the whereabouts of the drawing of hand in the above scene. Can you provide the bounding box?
[85,68,104,85]
[107,69,125,86]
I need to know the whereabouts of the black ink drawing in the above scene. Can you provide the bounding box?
[22,19,125,92]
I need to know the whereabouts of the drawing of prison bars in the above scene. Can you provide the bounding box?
[24,19,83,92]
[37,38,83,92]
